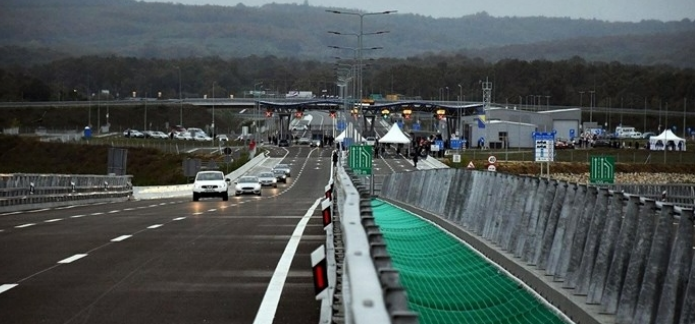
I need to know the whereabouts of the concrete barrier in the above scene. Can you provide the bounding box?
[132,152,269,200]
[380,169,695,324]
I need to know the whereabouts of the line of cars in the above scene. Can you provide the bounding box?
[191,163,292,201]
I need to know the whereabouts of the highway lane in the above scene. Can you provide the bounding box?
[0,146,333,324]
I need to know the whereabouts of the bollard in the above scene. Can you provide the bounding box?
[70,181,76,193]
[29,182,35,195]
[633,204,675,324]
[587,191,626,304]
[654,207,694,324]
[600,195,641,314]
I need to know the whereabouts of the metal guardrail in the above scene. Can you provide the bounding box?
[329,158,418,324]
[0,173,132,212]
[379,169,695,324]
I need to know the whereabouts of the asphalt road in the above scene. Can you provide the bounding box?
[0,145,334,324]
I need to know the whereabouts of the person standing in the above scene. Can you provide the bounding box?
[413,152,419,169]
[332,150,339,167]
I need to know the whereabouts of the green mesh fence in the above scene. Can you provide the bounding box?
[371,200,569,324]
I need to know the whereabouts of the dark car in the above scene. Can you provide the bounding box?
[273,169,287,183]
[592,139,612,148]
[278,139,290,147]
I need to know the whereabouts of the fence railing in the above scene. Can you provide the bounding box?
[329,160,418,324]
[379,169,695,324]
[0,173,132,212]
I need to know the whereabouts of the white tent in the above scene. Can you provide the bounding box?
[378,123,411,144]
[649,129,686,151]
[335,130,346,142]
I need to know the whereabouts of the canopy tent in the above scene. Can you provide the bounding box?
[334,130,346,142]
[378,123,412,144]
[649,129,686,151]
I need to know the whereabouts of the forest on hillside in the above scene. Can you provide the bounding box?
[1,0,695,67]
[1,55,693,114]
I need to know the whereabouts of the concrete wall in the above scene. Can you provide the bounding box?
[380,169,695,324]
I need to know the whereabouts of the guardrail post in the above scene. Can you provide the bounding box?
[563,185,599,289]
[573,187,610,296]
[534,181,568,270]
[545,183,578,276]
[598,194,641,314]
[615,199,658,323]
[587,191,626,304]
[633,204,675,323]
[511,177,540,258]
[654,207,693,324]
[553,184,588,282]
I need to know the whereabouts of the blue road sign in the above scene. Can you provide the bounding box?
[412,123,421,131]
[337,121,346,131]
[569,129,575,140]
[450,139,463,150]
[434,140,444,150]
[397,121,404,129]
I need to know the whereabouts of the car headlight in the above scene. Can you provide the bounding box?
[235,185,242,190]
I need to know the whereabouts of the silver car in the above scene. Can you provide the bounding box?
[273,164,291,177]
[257,172,278,188]
[234,176,262,196]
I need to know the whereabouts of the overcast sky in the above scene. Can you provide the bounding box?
[144,0,694,22]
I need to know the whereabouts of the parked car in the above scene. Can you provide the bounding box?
[257,172,278,188]
[192,170,230,201]
[234,176,262,196]
[642,132,657,139]
[217,134,229,142]
[592,139,613,148]
[273,169,288,183]
[123,129,145,138]
[194,133,213,141]
[364,137,377,146]
[273,164,291,177]
[278,139,290,147]
[174,132,193,140]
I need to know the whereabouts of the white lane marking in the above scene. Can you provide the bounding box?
[27,208,50,213]
[208,209,217,212]
[55,205,76,210]
[0,211,21,216]
[253,197,322,324]
[70,214,86,218]
[148,204,158,208]
[58,254,87,264]
[0,284,18,294]
[172,217,186,221]
[159,203,167,206]
[108,210,120,214]
[44,218,63,223]
[147,224,163,229]
[15,223,36,228]
[90,212,103,216]
[193,212,203,215]
[111,235,133,242]
[123,208,134,211]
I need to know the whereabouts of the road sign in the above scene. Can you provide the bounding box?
[569,129,575,140]
[223,147,233,155]
[450,139,463,150]
[349,145,372,175]
[487,165,497,172]
[434,140,444,151]
[590,156,615,184]
[412,123,421,131]
[466,161,475,169]
[337,120,346,131]
[533,132,555,162]
[452,154,461,163]
[487,155,497,164]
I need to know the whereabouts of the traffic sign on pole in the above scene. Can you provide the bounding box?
[349,145,372,175]
[590,156,615,184]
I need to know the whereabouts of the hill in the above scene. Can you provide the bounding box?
[1,0,694,67]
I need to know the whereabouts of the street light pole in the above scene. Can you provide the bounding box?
[177,66,182,126]
[326,10,397,100]
[212,81,216,137]
[589,90,596,123]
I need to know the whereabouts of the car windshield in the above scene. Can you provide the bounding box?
[258,172,274,178]
[238,176,258,183]
[196,172,224,181]
[276,164,288,169]
[273,169,284,174]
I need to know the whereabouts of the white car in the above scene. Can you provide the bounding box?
[192,171,230,201]
[234,176,262,196]
[194,133,213,141]
[365,137,377,146]
[217,134,229,142]
[174,132,193,140]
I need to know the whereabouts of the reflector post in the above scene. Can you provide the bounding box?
[311,245,328,299]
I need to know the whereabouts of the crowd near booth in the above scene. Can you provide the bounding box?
[649,130,687,151]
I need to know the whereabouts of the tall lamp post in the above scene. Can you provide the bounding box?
[176,66,183,126]
[326,10,397,100]
[589,90,596,123]
[254,82,263,142]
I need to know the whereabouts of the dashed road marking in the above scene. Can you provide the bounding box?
[147,224,163,229]
[15,223,35,228]
[70,214,86,218]
[111,235,133,242]
[58,254,87,264]
[0,284,18,295]
[44,218,63,223]
[172,217,186,221]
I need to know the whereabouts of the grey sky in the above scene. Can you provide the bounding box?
[144,0,695,22]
